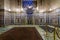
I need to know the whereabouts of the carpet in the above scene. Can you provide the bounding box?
[0,27,43,40]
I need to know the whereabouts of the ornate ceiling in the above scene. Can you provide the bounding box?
[4,0,60,12]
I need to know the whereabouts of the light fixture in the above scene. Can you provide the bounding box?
[49,8,53,11]
[21,8,24,11]
[36,7,39,10]
[4,7,11,11]
[16,8,20,12]
[39,9,46,13]
[49,5,58,11]
[27,6,33,9]
[8,9,11,11]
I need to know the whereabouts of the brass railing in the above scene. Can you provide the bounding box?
[45,25,60,40]
[56,26,60,39]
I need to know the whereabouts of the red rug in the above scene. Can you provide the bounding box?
[0,27,43,40]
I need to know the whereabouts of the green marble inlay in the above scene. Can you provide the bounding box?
[0,27,13,34]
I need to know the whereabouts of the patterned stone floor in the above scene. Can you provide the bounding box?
[0,25,60,40]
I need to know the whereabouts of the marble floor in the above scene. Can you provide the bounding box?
[0,25,60,40]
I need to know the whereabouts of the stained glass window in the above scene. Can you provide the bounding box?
[22,0,34,8]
